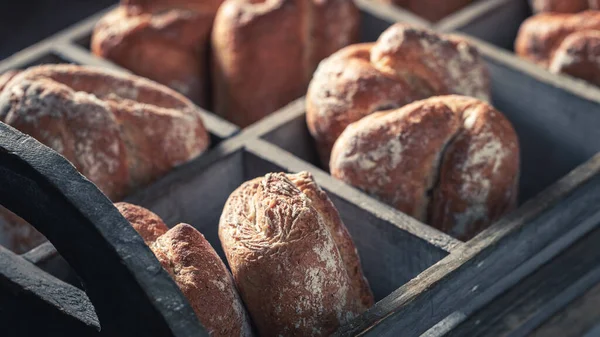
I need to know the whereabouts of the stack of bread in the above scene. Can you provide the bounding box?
[306,24,520,240]
[117,171,374,337]
[517,2,600,86]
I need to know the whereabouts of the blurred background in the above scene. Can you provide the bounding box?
[0,0,117,60]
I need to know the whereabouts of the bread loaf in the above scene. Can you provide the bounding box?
[92,0,224,106]
[377,0,473,21]
[0,64,209,253]
[211,0,360,127]
[115,202,253,337]
[516,11,600,86]
[530,0,600,13]
[330,96,519,240]
[219,172,373,337]
[307,23,490,167]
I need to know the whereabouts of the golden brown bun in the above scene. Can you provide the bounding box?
[516,11,600,86]
[531,0,600,13]
[0,64,210,202]
[330,96,520,240]
[91,0,224,106]
[307,24,490,167]
[219,172,373,337]
[377,0,473,21]
[116,202,253,337]
[211,0,360,127]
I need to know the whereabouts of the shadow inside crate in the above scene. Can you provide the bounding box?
[127,147,449,302]
[259,51,600,240]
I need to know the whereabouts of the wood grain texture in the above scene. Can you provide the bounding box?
[442,224,600,336]
[333,154,600,336]
[531,278,600,337]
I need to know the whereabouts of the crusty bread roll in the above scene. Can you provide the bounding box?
[92,0,224,106]
[377,0,473,21]
[211,0,360,127]
[530,0,600,13]
[0,64,209,201]
[0,64,209,253]
[330,96,520,240]
[516,11,600,86]
[219,172,373,337]
[115,202,253,337]
[307,23,490,167]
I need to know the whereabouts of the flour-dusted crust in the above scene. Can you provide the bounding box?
[0,70,19,93]
[0,64,210,202]
[330,96,520,240]
[377,0,473,22]
[530,0,600,13]
[516,11,600,84]
[92,0,224,105]
[117,202,253,337]
[211,0,359,127]
[114,202,168,244]
[307,23,490,167]
[219,172,373,337]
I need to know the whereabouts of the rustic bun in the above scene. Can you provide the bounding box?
[330,96,520,240]
[211,0,360,127]
[92,0,224,105]
[377,0,473,21]
[219,172,373,337]
[0,64,210,201]
[116,202,253,337]
[530,0,600,13]
[0,64,209,253]
[307,24,490,167]
[516,11,600,86]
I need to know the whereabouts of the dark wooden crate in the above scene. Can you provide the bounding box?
[1,1,600,337]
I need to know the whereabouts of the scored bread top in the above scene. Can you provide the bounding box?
[0,64,210,201]
[330,96,520,240]
[116,202,253,337]
[219,172,372,337]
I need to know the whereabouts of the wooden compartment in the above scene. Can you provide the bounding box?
[127,138,455,302]
[1,1,600,337]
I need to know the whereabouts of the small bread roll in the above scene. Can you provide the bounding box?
[330,96,520,240]
[116,202,253,337]
[516,11,600,86]
[219,172,373,337]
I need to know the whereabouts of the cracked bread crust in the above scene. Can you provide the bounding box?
[306,23,490,167]
[330,96,520,240]
[116,202,253,337]
[219,172,373,337]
